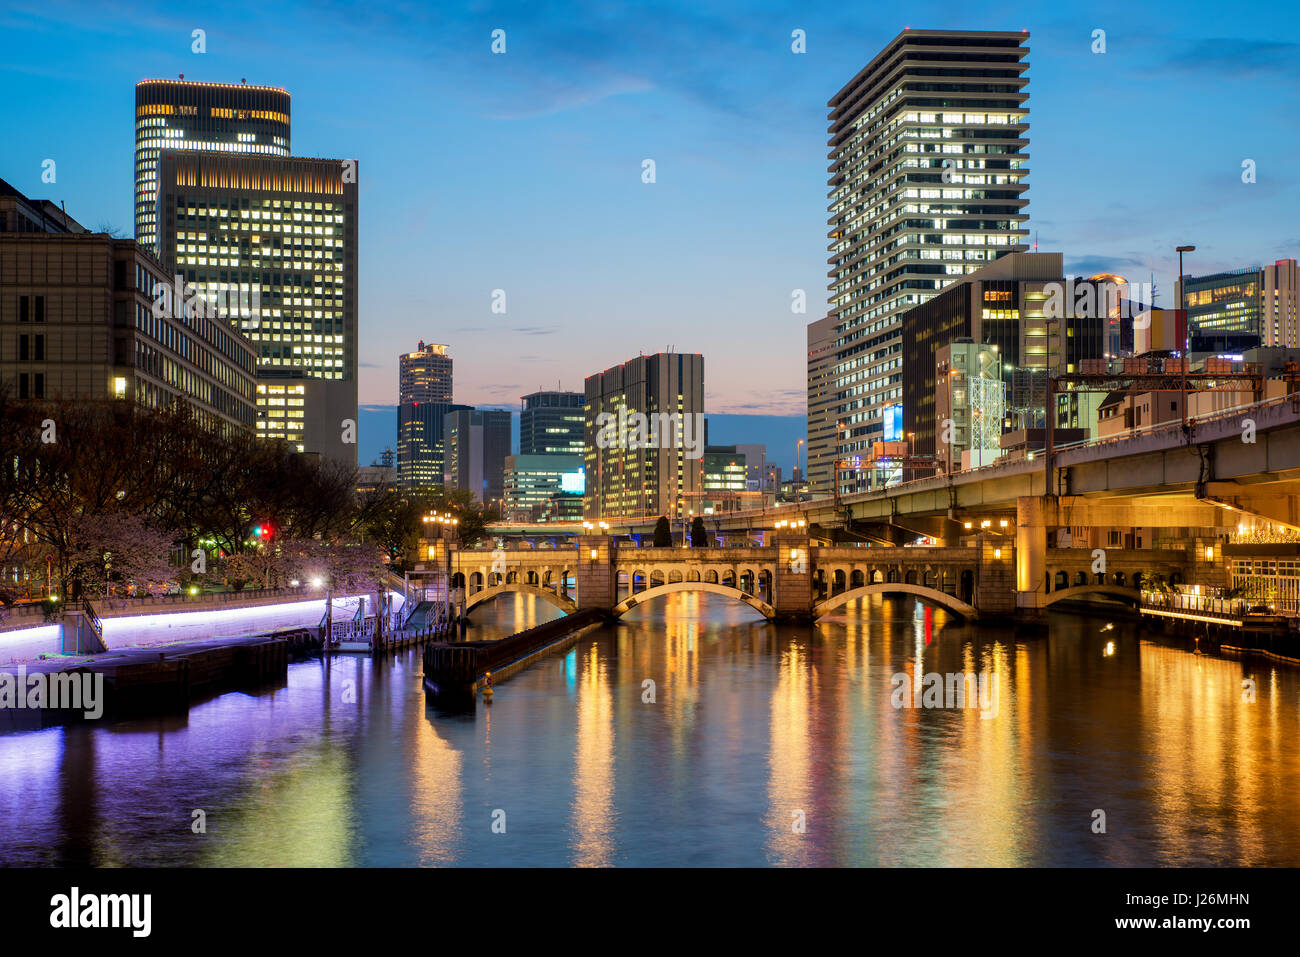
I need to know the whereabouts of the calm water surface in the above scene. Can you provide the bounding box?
[1,592,1297,866]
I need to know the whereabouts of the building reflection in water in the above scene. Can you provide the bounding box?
[1,592,1299,866]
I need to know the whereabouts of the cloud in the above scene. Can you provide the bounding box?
[1159,38,1300,79]
[1065,254,1149,277]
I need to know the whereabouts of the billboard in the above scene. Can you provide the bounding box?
[561,470,585,494]
[883,404,903,442]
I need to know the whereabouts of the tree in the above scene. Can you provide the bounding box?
[65,511,179,599]
[690,515,707,548]
[653,516,673,548]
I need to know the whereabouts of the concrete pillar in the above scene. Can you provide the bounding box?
[575,536,617,613]
[1016,496,1056,619]
[975,537,1016,619]
[771,535,814,620]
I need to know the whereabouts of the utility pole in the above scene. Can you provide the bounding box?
[1177,245,1196,436]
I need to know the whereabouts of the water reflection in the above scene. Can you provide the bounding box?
[0,592,1297,866]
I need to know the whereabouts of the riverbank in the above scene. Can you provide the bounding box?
[0,629,310,731]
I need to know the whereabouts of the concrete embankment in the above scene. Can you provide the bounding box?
[0,627,314,731]
[423,609,605,708]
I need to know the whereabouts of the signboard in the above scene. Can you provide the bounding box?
[561,469,585,494]
[883,404,903,442]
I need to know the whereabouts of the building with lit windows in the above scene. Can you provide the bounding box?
[806,315,838,495]
[900,252,1106,465]
[1179,259,1299,349]
[400,341,452,403]
[503,453,583,521]
[445,409,512,507]
[396,342,457,489]
[398,400,471,490]
[519,390,584,455]
[135,79,290,253]
[821,29,1030,494]
[583,352,704,521]
[155,151,358,466]
[1,180,257,433]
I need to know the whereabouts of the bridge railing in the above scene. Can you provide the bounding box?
[1140,590,1245,620]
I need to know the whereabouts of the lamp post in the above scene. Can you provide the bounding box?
[795,438,804,482]
[1176,244,1196,434]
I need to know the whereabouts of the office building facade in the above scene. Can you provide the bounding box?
[900,252,1106,461]
[1,182,257,432]
[583,352,704,521]
[400,341,452,403]
[135,79,290,252]
[806,315,838,495]
[1180,259,1299,349]
[155,151,358,465]
[823,29,1030,492]
[444,408,511,507]
[519,390,584,455]
[503,453,583,521]
[397,342,456,489]
[398,400,471,490]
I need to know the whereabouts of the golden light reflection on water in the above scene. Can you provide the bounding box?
[409,696,464,866]
[5,592,1300,866]
[570,643,615,866]
[1137,642,1291,865]
[766,638,815,865]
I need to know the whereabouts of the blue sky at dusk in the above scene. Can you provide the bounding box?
[4,0,1298,462]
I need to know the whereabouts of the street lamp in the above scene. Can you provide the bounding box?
[1176,244,1196,434]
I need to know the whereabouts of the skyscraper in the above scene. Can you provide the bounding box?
[822,29,1030,492]
[155,151,358,466]
[583,352,704,521]
[400,341,452,403]
[519,390,584,455]
[397,342,459,490]
[135,79,290,252]
[444,409,512,507]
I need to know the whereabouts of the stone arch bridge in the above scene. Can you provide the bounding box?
[448,536,1180,622]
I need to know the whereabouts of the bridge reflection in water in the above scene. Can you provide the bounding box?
[0,591,1297,866]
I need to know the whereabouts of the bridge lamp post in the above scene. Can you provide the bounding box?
[1176,244,1196,433]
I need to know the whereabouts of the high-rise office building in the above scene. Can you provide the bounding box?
[823,29,1030,492]
[519,390,584,455]
[398,399,471,490]
[583,352,704,521]
[1179,259,1299,348]
[806,315,838,495]
[135,79,290,252]
[155,151,358,465]
[400,341,452,403]
[397,342,455,489]
[1,180,257,433]
[444,408,512,507]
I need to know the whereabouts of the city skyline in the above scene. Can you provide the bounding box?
[4,0,1298,422]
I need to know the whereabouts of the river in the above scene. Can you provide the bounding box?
[1,593,1297,866]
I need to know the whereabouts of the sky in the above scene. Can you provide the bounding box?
[3,0,1299,469]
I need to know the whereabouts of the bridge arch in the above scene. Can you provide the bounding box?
[464,582,579,616]
[611,581,775,620]
[1042,585,1140,608]
[814,583,977,619]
